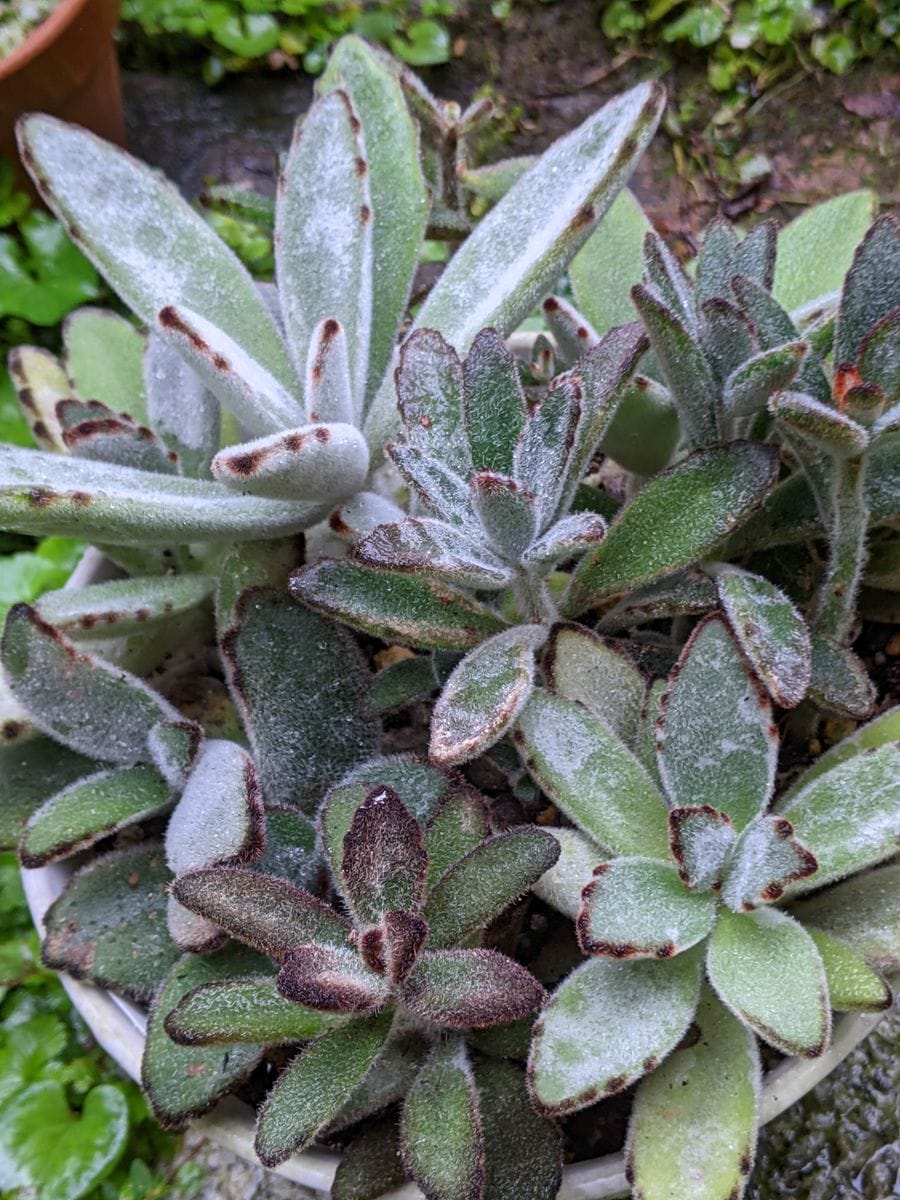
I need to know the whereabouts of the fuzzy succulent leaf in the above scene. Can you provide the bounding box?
[1,604,179,763]
[598,569,718,634]
[806,928,891,1012]
[355,518,511,591]
[430,625,544,767]
[699,298,757,385]
[776,743,900,894]
[722,341,808,418]
[35,574,215,640]
[541,294,598,361]
[773,190,877,313]
[657,616,778,830]
[532,828,605,920]
[365,81,665,450]
[401,1038,484,1200]
[395,330,470,478]
[731,277,831,404]
[423,827,559,949]
[631,283,717,446]
[642,232,695,329]
[144,333,220,478]
[172,868,351,960]
[59,400,178,475]
[148,719,203,790]
[318,36,429,406]
[388,441,475,528]
[8,345,70,452]
[332,1117,406,1200]
[211,422,369,502]
[578,858,716,959]
[277,944,391,1014]
[215,538,302,636]
[719,816,818,911]
[0,445,328,543]
[155,304,304,435]
[302,317,354,425]
[522,511,607,568]
[424,789,490,889]
[516,689,668,857]
[790,865,900,970]
[860,312,900,406]
[732,219,777,290]
[222,588,378,812]
[290,558,507,651]
[340,785,428,923]
[807,634,876,720]
[17,116,296,393]
[667,806,736,893]
[165,739,264,879]
[329,1030,431,1133]
[626,987,760,1200]
[459,1064,556,1200]
[165,977,343,1046]
[695,218,738,305]
[462,328,527,475]
[21,764,172,867]
[41,843,179,1003]
[561,322,650,506]
[567,443,778,611]
[834,215,900,368]
[706,907,829,1057]
[0,737,94,850]
[469,472,539,561]
[545,622,646,745]
[513,373,582,527]
[528,951,702,1114]
[402,949,544,1028]
[370,654,439,717]
[63,307,148,421]
[714,566,811,708]
[319,757,454,883]
[276,90,373,411]
[771,390,869,458]
[142,948,273,1129]
[252,805,319,890]
[255,1011,392,1167]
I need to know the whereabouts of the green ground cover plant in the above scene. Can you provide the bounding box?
[0,853,204,1199]
[0,32,897,1200]
[598,0,899,93]
[121,0,456,84]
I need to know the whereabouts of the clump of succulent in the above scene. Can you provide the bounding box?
[518,613,900,1200]
[291,310,794,771]
[1,36,664,557]
[166,777,560,1193]
[554,190,900,720]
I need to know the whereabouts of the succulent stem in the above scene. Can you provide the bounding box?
[815,454,868,645]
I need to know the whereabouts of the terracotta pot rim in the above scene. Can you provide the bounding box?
[18,548,895,1200]
[0,0,109,82]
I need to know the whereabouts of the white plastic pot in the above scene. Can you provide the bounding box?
[19,550,893,1199]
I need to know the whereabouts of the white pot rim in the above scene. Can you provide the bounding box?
[18,549,893,1199]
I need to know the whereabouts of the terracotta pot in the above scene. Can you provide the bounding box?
[20,551,893,1200]
[0,0,124,194]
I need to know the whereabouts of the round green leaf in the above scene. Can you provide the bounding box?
[0,1081,128,1200]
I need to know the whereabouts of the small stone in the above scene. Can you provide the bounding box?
[885,632,900,656]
